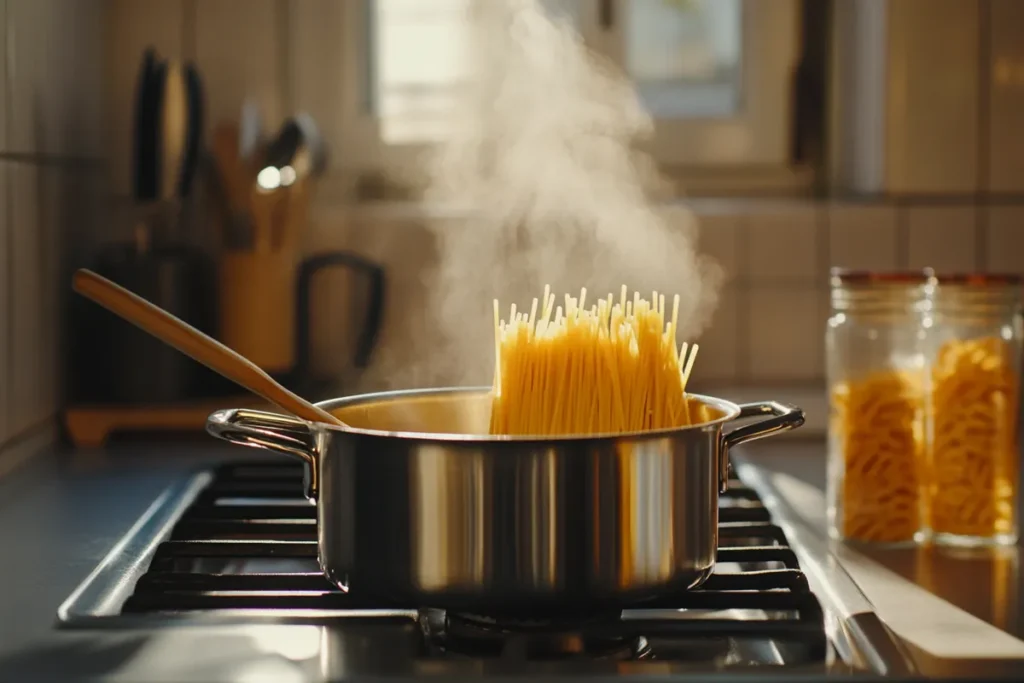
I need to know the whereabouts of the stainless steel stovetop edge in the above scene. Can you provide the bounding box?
[57,469,214,624]
[734,461,917,677]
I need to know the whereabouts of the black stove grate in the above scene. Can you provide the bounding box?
[120,461,827,662]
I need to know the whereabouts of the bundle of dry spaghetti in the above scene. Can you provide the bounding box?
[489,285,704,436]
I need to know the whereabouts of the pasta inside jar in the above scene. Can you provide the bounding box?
[928,336,1020,541]
[831,369,925,544]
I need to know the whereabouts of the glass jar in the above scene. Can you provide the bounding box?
[826,269,931,546]
[925,274,1023,547]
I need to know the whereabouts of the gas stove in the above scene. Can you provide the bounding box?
[54,459,915,680]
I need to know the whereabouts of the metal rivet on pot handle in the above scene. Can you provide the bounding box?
[207,408,322,499]
[719,402,805,492]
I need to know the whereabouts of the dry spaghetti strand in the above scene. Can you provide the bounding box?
[490,287,705,436]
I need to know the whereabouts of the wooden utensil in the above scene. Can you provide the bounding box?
[279,175,310,252]
[211,122,258,250]
[210,122,252,213]
[160,60,188,201]
[72,268,344,427]
[218,250,298,373]
[249,183,283,254]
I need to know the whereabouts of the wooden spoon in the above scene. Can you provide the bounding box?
[72,268,345,427]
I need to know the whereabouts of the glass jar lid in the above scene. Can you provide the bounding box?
[830,268,935,288]
[930,272,1022,318]
[830,269,934,314]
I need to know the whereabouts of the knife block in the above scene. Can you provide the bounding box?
[219,249,298,375]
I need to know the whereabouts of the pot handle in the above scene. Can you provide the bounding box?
[207,408,322,499]
[720,402,804,491]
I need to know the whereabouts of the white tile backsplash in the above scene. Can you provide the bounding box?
[7,0,105,157]
[743,203,820,284]
[106,0,185,195]
[303,199,1006,393]
[986,205,1024,274]
[828,203,898,271]
[8,163,46,436]
[0,3,106,450]
[0,163,8,443]
[7,0,55,155]
[689,286,739,385]
[746,287,823,382]
[288,0,348,163]
[195,0,286,133]
[0,3,6,152]
[905,205,978,272]
[0,0,1015,444]
[885,0,980,194]
[988,0,1024,193]
[695,211,741,285]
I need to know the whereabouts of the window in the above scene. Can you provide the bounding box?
[368,0,473,145]
[343,0,800,172]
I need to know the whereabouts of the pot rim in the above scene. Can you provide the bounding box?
[313,385,744,444]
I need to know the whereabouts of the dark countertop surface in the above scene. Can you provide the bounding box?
[0,434,1023,680]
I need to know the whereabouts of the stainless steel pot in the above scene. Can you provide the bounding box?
[206,387,803,613]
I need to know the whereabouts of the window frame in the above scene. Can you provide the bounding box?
[598,0,801,167]
[335,0,803,183]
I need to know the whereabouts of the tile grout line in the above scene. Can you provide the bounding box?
[182,0,197,62]
[735,212,750,381]
[3,0,10,442]
[0,151,103,167]
[277,0,294,114]
[817,204,830,383]
[3,0,7,152]
[33,163,46,423]
[894,199,909,269]
[975,0,992,271]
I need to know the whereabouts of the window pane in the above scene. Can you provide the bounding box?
[368,0,583,145]
[370,0,473,144]
[624,0,742,118]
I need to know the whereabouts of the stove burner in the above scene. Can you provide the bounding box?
[430,610,651,661]
[100,461,831,669]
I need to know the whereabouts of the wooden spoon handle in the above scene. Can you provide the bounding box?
[72,269,344,427]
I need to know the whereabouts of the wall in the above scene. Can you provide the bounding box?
[104,0,1024,404]
[0,0,106,453]
[306,198,1024,397]
[105,0,298,199]
[830,0,1024,196]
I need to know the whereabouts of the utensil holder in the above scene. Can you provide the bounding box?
[219,248,299,374]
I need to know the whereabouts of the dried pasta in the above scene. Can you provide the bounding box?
[489,286,707,436]
[831,370,925,543]
[928,336,1019,540]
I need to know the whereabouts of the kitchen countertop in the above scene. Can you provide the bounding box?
[740,440,1024,678]
[0,433,1022,680]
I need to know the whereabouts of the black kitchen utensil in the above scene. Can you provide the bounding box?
[178,63,205,198]
[132,48,160,202]
[263,118,303,170]
[262,113,327,180]
[76,240,215,404]
[293,113,328,177]
[290,251,387,394]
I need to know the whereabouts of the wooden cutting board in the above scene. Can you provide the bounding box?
[63,396,269,448]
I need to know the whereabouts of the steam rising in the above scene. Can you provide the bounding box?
[366,0,721,389]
